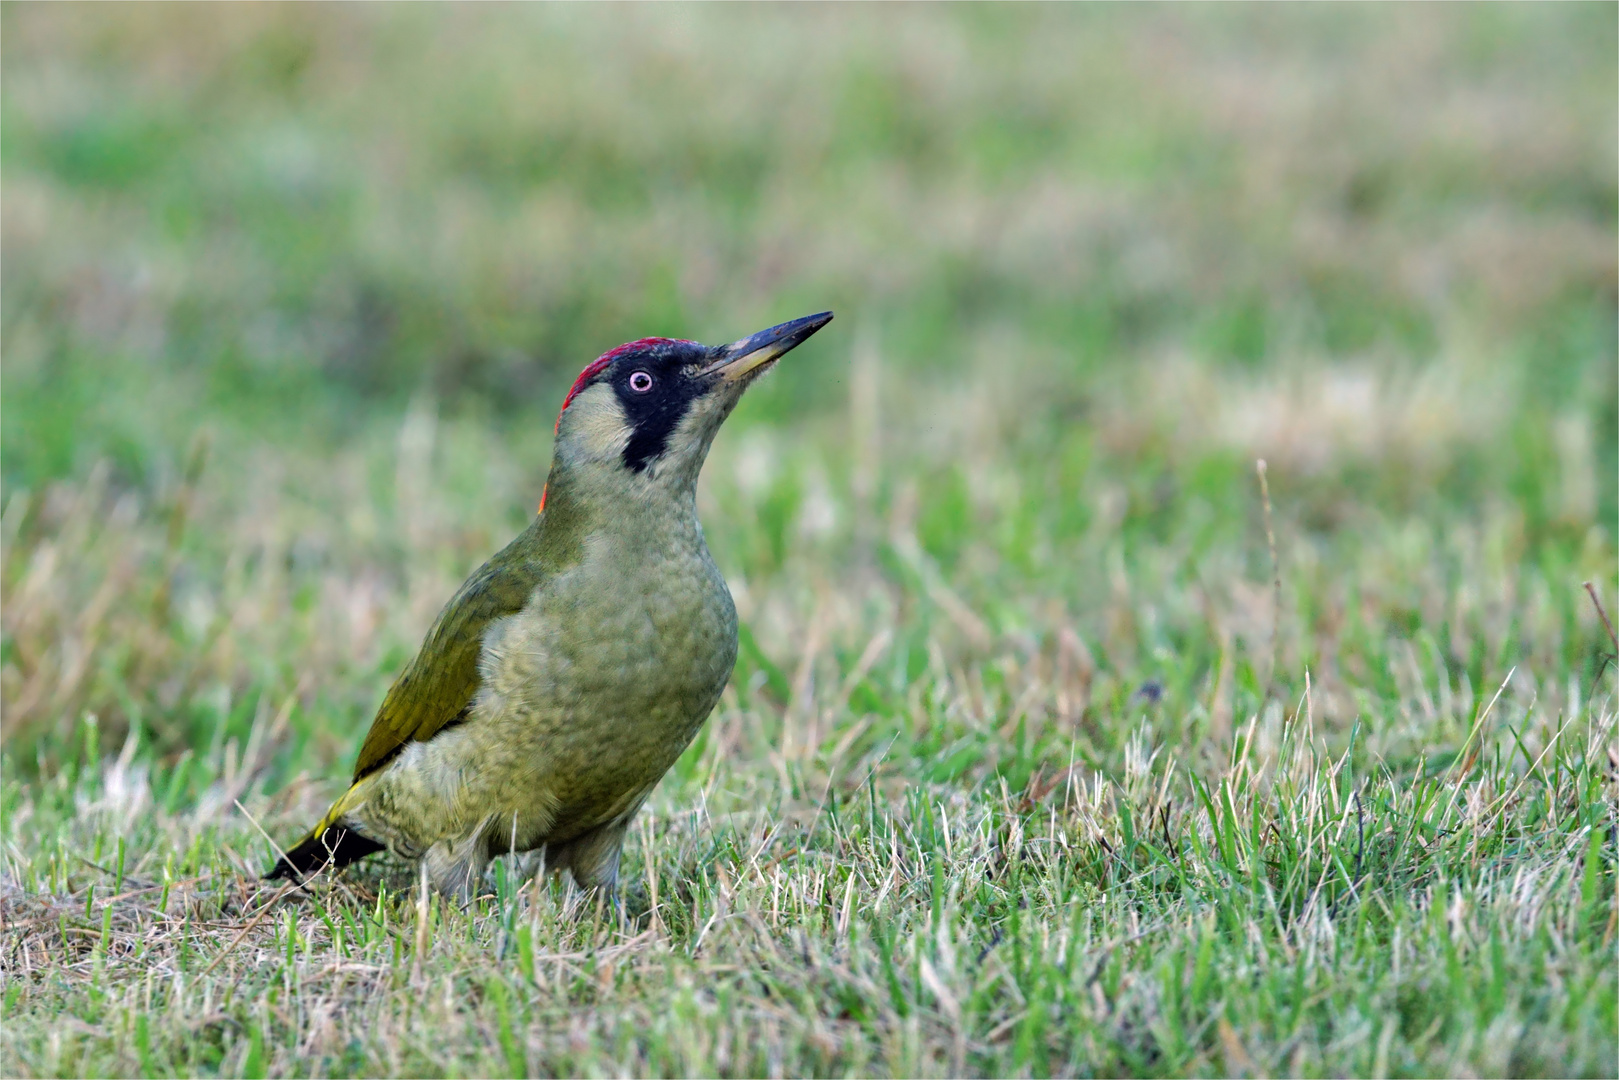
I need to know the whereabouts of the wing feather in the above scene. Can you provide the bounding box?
[351,525,546,780]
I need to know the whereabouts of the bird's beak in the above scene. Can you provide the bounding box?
[701,311,834,382]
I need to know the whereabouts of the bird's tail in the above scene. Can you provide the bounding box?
[263,779,385,881]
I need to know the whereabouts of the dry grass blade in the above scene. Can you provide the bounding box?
[199,882,303,978]
[1585,581,1618,655]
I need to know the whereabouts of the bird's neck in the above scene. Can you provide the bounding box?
[533,458,702,558]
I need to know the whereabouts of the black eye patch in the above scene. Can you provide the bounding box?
[608,342,712,472]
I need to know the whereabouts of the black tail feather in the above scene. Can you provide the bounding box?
[264,827,386,882]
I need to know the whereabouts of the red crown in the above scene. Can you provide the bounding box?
[555,337,697,428]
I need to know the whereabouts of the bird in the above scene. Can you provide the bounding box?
[266,311,833,900]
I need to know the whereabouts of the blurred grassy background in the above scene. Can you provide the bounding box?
[4,3,1614,766]
[6,5,1616,494]
[2,6,1616,1076]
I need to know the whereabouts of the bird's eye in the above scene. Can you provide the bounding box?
[629,371,654,393]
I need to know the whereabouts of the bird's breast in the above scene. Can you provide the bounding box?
[469,518,737,827]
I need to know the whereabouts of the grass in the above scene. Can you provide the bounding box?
[2,5,1616,1077]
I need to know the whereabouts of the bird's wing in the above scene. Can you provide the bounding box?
[350,528,546,781]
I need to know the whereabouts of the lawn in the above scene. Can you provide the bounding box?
[2,5,1616,1077]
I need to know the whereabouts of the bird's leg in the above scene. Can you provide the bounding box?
[510,846,550,893]
[544,817,637,930]
[424,829,493,907]
[550,819,627,894]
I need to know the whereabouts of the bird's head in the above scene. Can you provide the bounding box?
[545,312,833,503]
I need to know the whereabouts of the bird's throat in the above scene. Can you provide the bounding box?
[535,457,702,555]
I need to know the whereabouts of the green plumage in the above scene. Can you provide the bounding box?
[353,519,551,781]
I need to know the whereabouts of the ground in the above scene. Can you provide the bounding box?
[2,6,1616,1077]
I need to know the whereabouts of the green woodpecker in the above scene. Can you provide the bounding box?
[268,311,833,899]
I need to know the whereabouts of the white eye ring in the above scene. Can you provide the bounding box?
[629,371,654,392]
